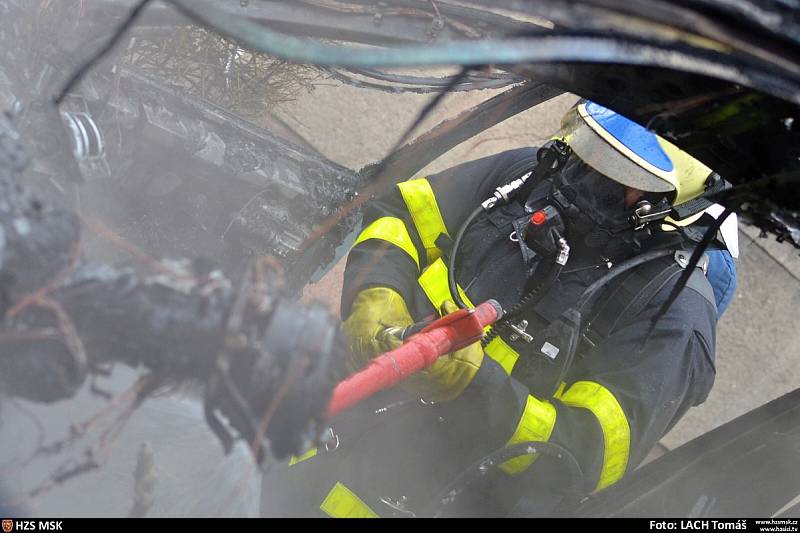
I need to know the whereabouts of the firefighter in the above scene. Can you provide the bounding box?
[263,100,735,517]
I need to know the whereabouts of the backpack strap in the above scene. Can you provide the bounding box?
[582,252,714,349]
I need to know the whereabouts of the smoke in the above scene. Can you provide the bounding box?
[1,0,799,519]
[0,368,261,517]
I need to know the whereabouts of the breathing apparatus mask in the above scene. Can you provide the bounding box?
[521,147,674,263]
[449,99,717,312]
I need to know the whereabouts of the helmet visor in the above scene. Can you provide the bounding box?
[556,156,631,232]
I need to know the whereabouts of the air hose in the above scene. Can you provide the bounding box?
[448,205,485,310]
[448,146,562,310]
[575,248,675,313]
[425,440,583,517]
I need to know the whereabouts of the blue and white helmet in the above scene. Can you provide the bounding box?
[563,100,710,205]
[561,100,738,254]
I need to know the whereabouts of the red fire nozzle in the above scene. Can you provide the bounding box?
[326,300,503,417]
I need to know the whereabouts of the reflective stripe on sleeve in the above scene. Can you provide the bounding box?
[353,216,420,272]
[417,258,520,373]
[417,257,472,313]
[288,447,318,466]
[397,178,450,265]
[499,395,557,475]
[558,381,631,491]
[484,335,519,375]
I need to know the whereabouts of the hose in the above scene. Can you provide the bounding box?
[448,205,485,310]
[575,248,675,313]
[448,147,560,311]
[425,440,583,517]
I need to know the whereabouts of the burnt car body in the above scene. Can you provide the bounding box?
[0,0,799,518]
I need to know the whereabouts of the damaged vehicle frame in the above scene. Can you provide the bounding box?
[1,0,799,518]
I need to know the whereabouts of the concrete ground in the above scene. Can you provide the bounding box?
[284,79,800,452]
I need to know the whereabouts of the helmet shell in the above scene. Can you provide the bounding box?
[562,100,712,209]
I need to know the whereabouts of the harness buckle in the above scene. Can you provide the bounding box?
[632,200,671,229]
[508,319,533,343]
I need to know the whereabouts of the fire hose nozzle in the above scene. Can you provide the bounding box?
[327,299,503,417]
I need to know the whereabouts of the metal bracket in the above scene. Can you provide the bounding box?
[674,250,709,274]
[632,201,672,229]
[508,319,533,343]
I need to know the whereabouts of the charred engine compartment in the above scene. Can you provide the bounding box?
[0,107,345,463]
[1,1,363,294]
[60,66,361,290]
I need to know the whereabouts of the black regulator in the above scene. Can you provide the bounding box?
[521,204,568,262]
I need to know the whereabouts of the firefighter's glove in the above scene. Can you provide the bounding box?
[343,287,413,373]
[407,299,485,403]
[343,291,484,402]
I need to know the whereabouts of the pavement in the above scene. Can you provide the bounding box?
[662,226,800,448]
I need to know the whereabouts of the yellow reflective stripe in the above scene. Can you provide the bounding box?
[484,335,519,375]
[415,252,546,477]
[320,482,379,518]
[559,381,631,491]
[288,447,317,466]
[397,178,450,264]
[417,258,473,315]
[353,216,420,272]
[500,395,557,475]
[418,258,521,371]
[553,381,567,399]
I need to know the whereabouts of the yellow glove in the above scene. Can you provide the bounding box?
[342,288,484,402]
[342,286,412,373]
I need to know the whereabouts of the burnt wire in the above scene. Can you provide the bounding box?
[163,0,800,108]
[322,67,521,94]
[54,0,154,104]
[25,373,162,501]
[348,67,516,87]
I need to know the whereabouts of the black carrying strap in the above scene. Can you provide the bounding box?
[582,253,715,349]
[671,173,729,222]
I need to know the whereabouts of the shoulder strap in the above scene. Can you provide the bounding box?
[684,266,716,308]
[583,252,715,348]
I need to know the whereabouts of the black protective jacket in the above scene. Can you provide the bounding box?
[263,148,717,518]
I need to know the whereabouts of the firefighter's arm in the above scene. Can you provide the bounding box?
[341,147,539,318]
[341,150,537,400]
[451,284,717,493]
[546,286,717,491]
[342,292,483,402]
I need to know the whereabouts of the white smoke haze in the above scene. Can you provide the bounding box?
[0,0,798,518]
